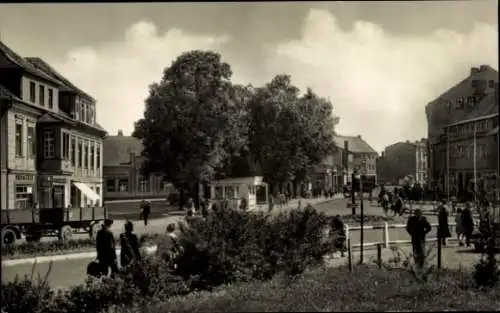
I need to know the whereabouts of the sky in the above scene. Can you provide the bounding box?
[0,1,498,153]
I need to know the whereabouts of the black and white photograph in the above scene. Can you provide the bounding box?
[0,1,499,312]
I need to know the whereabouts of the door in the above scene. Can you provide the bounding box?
[52,185,65,208]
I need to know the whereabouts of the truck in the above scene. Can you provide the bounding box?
[1,206,108,245]
[470,201,500,252]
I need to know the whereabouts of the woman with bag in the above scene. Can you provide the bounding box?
[119,220,141,268]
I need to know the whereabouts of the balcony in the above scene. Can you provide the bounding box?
[39,159,74,174]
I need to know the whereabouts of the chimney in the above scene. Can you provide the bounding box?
[470,67,479,76]
[357,135,361,138]
[117,130,123,136]
[479,65,488,72]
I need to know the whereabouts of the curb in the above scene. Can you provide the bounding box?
[2,246,158,267]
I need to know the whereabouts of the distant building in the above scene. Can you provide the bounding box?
[102,130,172,203]
[425,65,498,197]
[0,41,106,210]
[312,134,378,192]
[376,139,428,186]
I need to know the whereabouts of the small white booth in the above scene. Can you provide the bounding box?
[209,176,267,211]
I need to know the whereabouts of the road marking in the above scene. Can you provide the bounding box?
[2,246,158,267]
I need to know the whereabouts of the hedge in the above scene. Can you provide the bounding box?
[1,235,159,260]
[2,205,339,313]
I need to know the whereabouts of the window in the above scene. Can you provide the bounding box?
[27,125,35,158]
[472,80,478,88]
[489,80,495,88]
[80,103,86,123]
[90,142,95,170]
[78,141,83,168]
[15,121,23,157]
[39,85,45,106]
[455,97,464,109]
[139,176,150,192]
[83,141,88,169]
[61,132,70,160]
[43,131,55,158]
[48,88,54,109]
[88,105,94,124]
[29,82,36,102]
[15,185,33,209]
[96,145,100,169]
[106,178,116,192]
[71,137,76,166]
[95,187,101,206]
[118,178,129,192]
[85,104,90,123]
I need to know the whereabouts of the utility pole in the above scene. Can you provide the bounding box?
[359,158,366,264]
[345,140,356,215]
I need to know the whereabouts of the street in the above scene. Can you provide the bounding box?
[2,198,472,291]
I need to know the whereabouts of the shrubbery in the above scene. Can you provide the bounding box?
[2,205,337,313]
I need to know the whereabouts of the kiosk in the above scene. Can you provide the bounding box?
[209,176,267,211]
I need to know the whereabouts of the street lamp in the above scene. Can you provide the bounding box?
[359,158,367,264]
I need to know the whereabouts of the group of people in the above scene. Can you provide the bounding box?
[89,218,180,278]
[378,187,407,216]
[405,199,476,266]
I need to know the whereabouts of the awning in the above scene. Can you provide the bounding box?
[72,182,100,201]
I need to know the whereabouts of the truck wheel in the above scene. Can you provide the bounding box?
[58,225,73,242]
[89,222,101,241]
[2,228,16,245]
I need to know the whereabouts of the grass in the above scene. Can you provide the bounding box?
[137,264,500,312]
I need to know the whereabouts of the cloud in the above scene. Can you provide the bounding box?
[51,21,229,136]
[267,9,498,152]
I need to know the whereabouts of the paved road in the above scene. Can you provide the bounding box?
[1,198,478,291]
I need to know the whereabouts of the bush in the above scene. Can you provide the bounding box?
[1,234,158,259]
[128,265,500,312]
[473,239,500,288]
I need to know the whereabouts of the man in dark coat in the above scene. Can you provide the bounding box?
[437,200,451,246]
[139,200,151,226]
[461,203,475,247]
[96,219,118,276]
[332,215,346,257]
[119,220,141,268]
[406,209,432,267]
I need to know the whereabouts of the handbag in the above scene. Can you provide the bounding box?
[87,259,102,277]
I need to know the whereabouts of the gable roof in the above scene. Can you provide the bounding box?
[0,41,61,86]
[25,57,95,102]
[0,84,21,102]
[334,134,377,154]
[103,135,143,167]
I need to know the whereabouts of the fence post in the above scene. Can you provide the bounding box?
[377,243,382,268]
[383,222,389,249]
[348,236,353,272]
[437,235,442,270]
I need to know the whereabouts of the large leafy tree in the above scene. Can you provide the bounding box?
[248,76,338,195]
[133,50,246,203]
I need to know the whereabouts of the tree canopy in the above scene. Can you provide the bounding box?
[133,50,338,197]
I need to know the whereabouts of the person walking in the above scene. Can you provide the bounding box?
[461,203,475,247]
[331,215,346,257]
[139,200,151,226]
[455,208,465,246]
[96,219,118,276]
[157,223,183,268]
[119,220,141,268]
[406,209,432,267]
[437,201,451,246]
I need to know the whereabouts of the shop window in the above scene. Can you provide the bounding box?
[106,178,116,192]
[118,178,129,192]
[15,185,33,209]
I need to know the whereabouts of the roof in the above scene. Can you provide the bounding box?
[0,41,61,86]
[0,84,21,101]
[446,92,498,127]
[333,134,377,154]
[103,135,143,166]
[25,57,95,102]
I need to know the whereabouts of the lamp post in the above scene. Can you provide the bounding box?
[359,158,367,264]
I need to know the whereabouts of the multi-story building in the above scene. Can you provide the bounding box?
[103,130,172,203]
[318,134,378,192]
[376,139,428,186]
[0,41,106,210]
[426,65,498,197]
